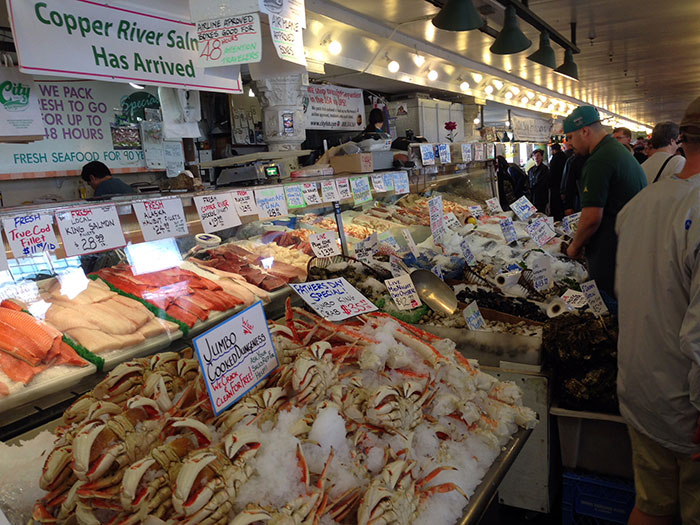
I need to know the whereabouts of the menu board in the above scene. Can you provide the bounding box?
[55,205,126,257]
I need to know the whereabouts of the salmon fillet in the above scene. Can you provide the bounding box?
[0,351,46,383]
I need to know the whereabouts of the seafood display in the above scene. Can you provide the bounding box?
[27,305,536,525]
[234,240,312,273]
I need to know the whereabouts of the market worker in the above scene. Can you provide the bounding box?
[364,108,385,133]
[527,149,549,213]
[81,161,136,197]
[615,95,700,525]
[563,106,646,304]
[641,121,685,184]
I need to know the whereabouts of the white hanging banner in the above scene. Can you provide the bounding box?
[511,114,553,142]
[259,0,306,27]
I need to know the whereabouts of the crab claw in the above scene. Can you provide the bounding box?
[40,444,74,492]
[229,507,272,525]
[120,457,157,511]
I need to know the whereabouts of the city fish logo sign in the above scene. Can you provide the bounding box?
[0,81,31,112]
[193,301,279,416]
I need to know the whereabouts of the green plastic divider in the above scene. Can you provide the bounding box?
[87,274,190,335]
[62,334,104,372]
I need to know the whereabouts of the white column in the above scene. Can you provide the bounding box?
[254,73,306,152]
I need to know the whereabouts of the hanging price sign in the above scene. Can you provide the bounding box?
[56,205,126,257]
[350,177,372,204]
[255,187,289,218]
[284,184,306,208]
[301,183,322,205]
[385,274,422,310]
[371,174,387,192]
[320,180,340,202]
[336,178,352,200]
[232,190,257,216]
[2,212,59,257]
[289,278,377,321]
[393,171,410,194]
[194,193,242,233]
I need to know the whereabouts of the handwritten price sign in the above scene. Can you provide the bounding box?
[132,198,188,242]
[301,183,322,205]
[309,232,341,258]
[232,190,257,216]
[385,274,421,310]
[2,212,59,257]
[321,180,340,202]
[255,187,288,218]
[196,13,262,67]
[194,194,242,233]
[289,278,377,321]
[56,205,126,257]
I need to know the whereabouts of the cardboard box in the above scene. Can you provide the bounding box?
[330,153,373,174]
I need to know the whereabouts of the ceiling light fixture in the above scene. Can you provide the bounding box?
[427,69,439,81]
[526,91,535,99]
[490,5,531,55]
[554,48,579,81]
[521,97,529,104]
[385,54,400,73]
[473,117,481,125]
[413,53,425,67]
[511,86,520,95]
[456,77,470,91]
[431,0,484,31]
[485,85,494,94]
[328,40,342,55]
[505,91,513,99]
[526,31,557,69]
[472,73,483,83]
[493,80,504,90]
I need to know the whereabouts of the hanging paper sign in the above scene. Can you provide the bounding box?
[378,232,401,252]
[385,274,422,310]
[532,256,552,291]
[350,177,372,205]
[428,195,446,243]
[320,180,340,202]
[561,289,588,309]
[460,239,476,267]
[371,174,387,192]
[389,254,405,277]
[309,232,340,258]
[444,212,462,230]
[393,171,410,194]
[354,233,378,262]
[383,173,395,191]
[500,217,518,244]
[336,178,352,200]
[468,205,484,219]
[132,198,188,242]
[438,144,451,164]
[195,13,262,67]
[563,212,581,236]
[56,205,126,257]
[402,229,419,258]
[194,194,242,233]
[461,143,472,162]
[486,197,503,215]
[289,277,377,321]
[2,213,59,257]
[463,300,487,330]
[193,301,278,416]
[259,0,306,28]
[232,190,257,216]
[301,183,322,205]
[474,144,485,161]
[581,280,609,317]
[510,196,538,221]
[526,218,556,247]
[419,144,435,166]
[431,264,444,280]
[269,14,306,66]
[284,184,306,208]
[255,187,289,218]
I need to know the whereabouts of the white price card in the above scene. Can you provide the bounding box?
[255,187,289,218]
[194,193,242,233]
[461,239,477,267]
[393,171,410,194]
[336,178,352,200]
[581,280,609,317]
[402,229,419,258]
[468,205,484,219]
[510,196,538,221]
[2,212,59,257]
[532,256,552,291]
[444,212,462,230]
[563,212,581,236]
[56,205,126,257]
[485,197,503,214]
[320,180,340,202]
[301,183,322,205]
[562,289,588,309]
[499,217,518,245]
[431,264,444,280]
[463,300,487,330]
[309,232,341,258]
[289,277,378,321]
[428,195,446,244]
[474,144,485,161]
[385,274,422,310]
[354,233,378,262]
[390,254,405,277]
[350,177,372,205]
[419,144,435,165]
[526,218,556,247]
[438,143,451,164]
[383,173,395,191]
[232,190,258,216]
[378,232,401,252]
[461,143,472,162]
[193,301,279,416]
[284,184,306,209]
[133,198,188,242]
[371,174,387,192]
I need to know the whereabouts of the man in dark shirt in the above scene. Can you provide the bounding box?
[527,149,549,213]
[81,161,136,197]
[548,143,567,220]
[563,106,647,301]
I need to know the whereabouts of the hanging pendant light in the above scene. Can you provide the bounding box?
[432,0,484,32]
[490,5,531,55]
[554,48,579,81]
[527,31,556,69]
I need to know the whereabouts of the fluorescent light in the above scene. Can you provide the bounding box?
[129,82,145,90]
[427,69,438,81]
[413,54,425,67]
[328,40,342,55]
[460,81,470,91]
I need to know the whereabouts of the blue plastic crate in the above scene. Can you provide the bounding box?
[563,472,635,525]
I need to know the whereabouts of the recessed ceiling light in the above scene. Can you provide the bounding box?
[505,92,513,99]
[485,85,494,94]
[460,81,470,91]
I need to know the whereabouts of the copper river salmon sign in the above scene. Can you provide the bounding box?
[193,301,278,416]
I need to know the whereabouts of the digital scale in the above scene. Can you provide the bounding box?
[216,163,281,187]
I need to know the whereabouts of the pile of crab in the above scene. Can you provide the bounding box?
[31,300,537,525]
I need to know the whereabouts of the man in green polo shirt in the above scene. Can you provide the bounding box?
[563,106,647,302]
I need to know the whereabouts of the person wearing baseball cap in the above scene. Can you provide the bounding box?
[615,96,700,524]
[562,105,646,306]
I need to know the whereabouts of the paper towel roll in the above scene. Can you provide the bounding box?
[546,297,569,318]
[496,271,520,288]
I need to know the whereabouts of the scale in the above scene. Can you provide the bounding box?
[195,150,313,187]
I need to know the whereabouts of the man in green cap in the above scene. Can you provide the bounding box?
[563,105,647,304]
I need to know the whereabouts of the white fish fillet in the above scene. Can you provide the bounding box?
[66,328,123,353]
[103,298,151,328]
[47,302,137,335]
[45,304,100,332]
[137,318,168,338]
